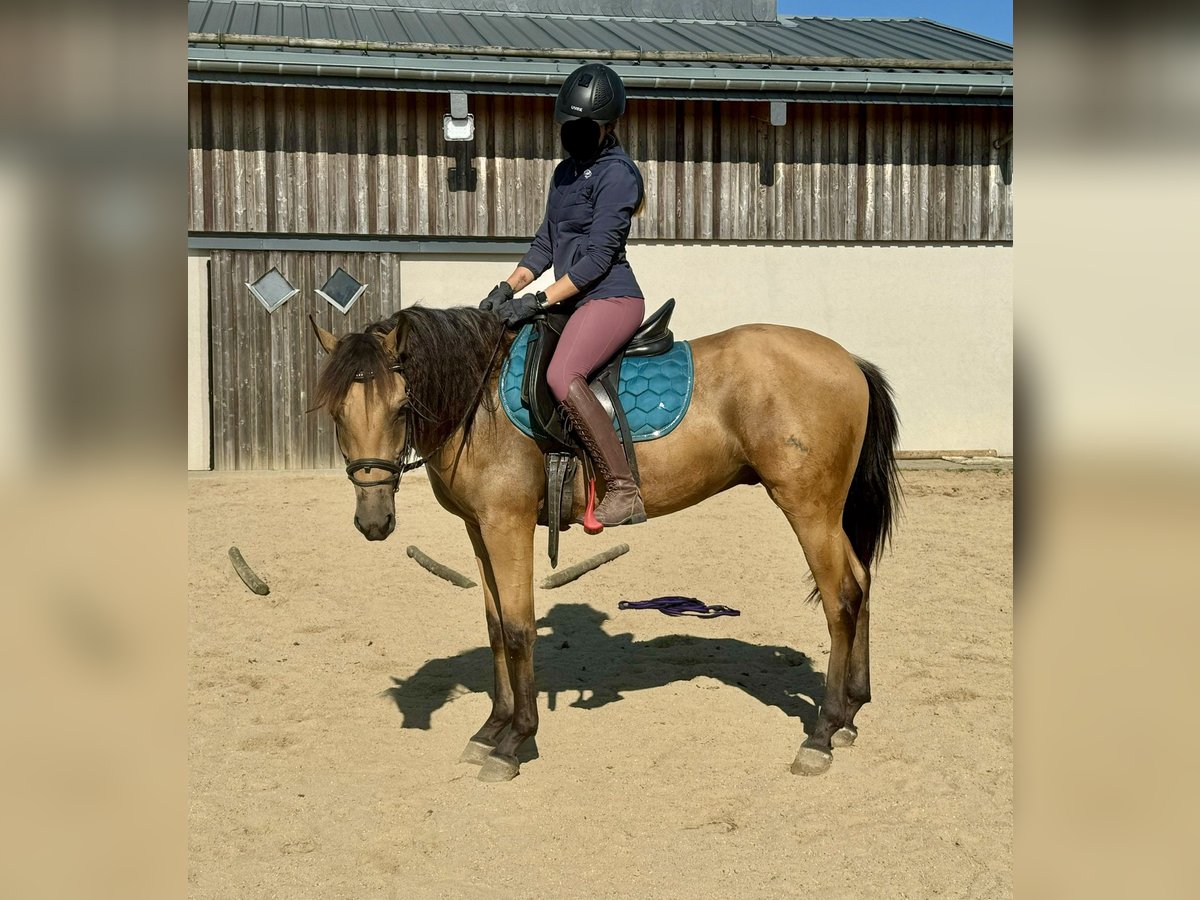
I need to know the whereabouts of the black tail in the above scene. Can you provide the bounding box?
[843,358,902,574]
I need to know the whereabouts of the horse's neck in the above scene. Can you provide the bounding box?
[419,386,509,488]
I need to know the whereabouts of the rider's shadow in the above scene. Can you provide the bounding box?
[384,603,825,734]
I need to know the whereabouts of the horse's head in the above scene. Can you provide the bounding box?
[311,316,410,541]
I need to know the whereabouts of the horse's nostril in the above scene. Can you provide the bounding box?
[385,514,395,531]
[354,515,364,532]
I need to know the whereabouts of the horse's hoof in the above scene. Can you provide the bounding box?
[477,753,520,782]
[791,746,834,776]
[831,726,858,748]
[458,740,495,766]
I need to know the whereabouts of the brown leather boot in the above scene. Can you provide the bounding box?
[561,377,647,527]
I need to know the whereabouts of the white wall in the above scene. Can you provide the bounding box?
[397,242,1013,455]
[187,254,211,470]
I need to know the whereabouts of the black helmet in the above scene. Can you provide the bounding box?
[554,63,626,125]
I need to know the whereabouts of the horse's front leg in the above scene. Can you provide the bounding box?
[458,521,516,766]
[474,515,538,783]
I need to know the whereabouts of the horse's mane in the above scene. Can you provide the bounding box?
[314,306,507,449]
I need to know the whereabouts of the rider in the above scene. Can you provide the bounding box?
[480,63,646,529]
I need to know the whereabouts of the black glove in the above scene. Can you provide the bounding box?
[499,291,547,327]
[479,282,513,311]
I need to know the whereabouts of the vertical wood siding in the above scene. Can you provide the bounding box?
[208,250,403,471]
[189,84,1013,242]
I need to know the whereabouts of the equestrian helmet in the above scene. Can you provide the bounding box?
[554,63,626,125]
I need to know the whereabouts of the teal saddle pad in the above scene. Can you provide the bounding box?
[499,324,695,442]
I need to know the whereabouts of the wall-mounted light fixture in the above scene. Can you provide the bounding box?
[444,91,474,141]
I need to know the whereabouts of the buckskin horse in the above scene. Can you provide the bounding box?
[310,303,900,782]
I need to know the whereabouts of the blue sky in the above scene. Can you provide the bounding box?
[776,2,1013,44]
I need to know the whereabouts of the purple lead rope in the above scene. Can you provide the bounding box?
[617,597,741,618]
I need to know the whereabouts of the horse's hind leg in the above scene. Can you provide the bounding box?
[784,516,864,776]
[833,533,871,748]
[458,522,515,766]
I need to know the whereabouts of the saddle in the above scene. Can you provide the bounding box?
[520,299,677,567]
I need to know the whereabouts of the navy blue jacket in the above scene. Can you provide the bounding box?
[519,139,644,304]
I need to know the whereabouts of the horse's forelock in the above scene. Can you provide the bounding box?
[314,330,393,412]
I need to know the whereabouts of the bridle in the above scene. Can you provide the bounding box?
[336,361,424,493]
[339,419,424,491]
[335,328,507,493]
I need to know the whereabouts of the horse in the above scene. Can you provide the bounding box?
[309,305,900,782]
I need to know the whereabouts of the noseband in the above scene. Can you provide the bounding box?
[343,444,424,491]
[337,362,426,493]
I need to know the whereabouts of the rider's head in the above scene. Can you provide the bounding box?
[555,63,626,163]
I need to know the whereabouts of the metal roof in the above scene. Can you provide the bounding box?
[188,0,1013,102]
[200,0,782,24]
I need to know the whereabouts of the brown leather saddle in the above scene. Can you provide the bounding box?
[522,298,676,566]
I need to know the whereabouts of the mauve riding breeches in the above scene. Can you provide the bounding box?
[546,295,646,402]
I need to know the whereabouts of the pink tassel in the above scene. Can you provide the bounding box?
[583,477,603,535]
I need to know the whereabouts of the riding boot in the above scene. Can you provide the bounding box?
[561,377,647,527]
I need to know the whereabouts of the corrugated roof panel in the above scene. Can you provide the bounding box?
[393,9,435,43]
[528,16,592,51]
[187,0,1013,96]
[305,0,779,23]
[224,3,254,35]
[299,5,332,40]
[852,20,973,58]
[372,8,408,42]
[651,20,715,53]
[484,13,535,47]
[836,20,935,58]
[769,25,851,58]
[705,23,782,56]
[189,3,1012,62]
[567,17,619,50]
[916,20,1012,58]
[205,0,230,34]
[188,1,211,32]
[280,3,304,39]
[444,9,497,46]
[347,7,385,42]
[327,5,358,40]
[457,11,498,45]
[779,17,1011,60]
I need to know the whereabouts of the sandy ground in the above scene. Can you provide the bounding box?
[189,465,1012,899]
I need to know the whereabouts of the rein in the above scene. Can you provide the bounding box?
[338,328,508,492]
[617,597,742,618]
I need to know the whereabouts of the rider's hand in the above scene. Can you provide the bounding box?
[479,282,514,311]
[499,292,547,327]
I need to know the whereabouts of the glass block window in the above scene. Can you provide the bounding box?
[317,267,367,314]
[245,266,298,313]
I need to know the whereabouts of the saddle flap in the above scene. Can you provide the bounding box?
[521,312,572,446]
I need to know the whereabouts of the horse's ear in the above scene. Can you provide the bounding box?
[386,317,412,359]
[379,324,399,356]
[309,315,337,354]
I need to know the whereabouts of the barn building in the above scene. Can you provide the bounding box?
[187,0,1013,471]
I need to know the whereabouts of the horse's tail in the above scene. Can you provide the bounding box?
[843,358,902,576]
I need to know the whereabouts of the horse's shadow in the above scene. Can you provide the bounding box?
[384,603,825,734]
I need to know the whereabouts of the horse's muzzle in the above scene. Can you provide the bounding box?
[355,512,395,541]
